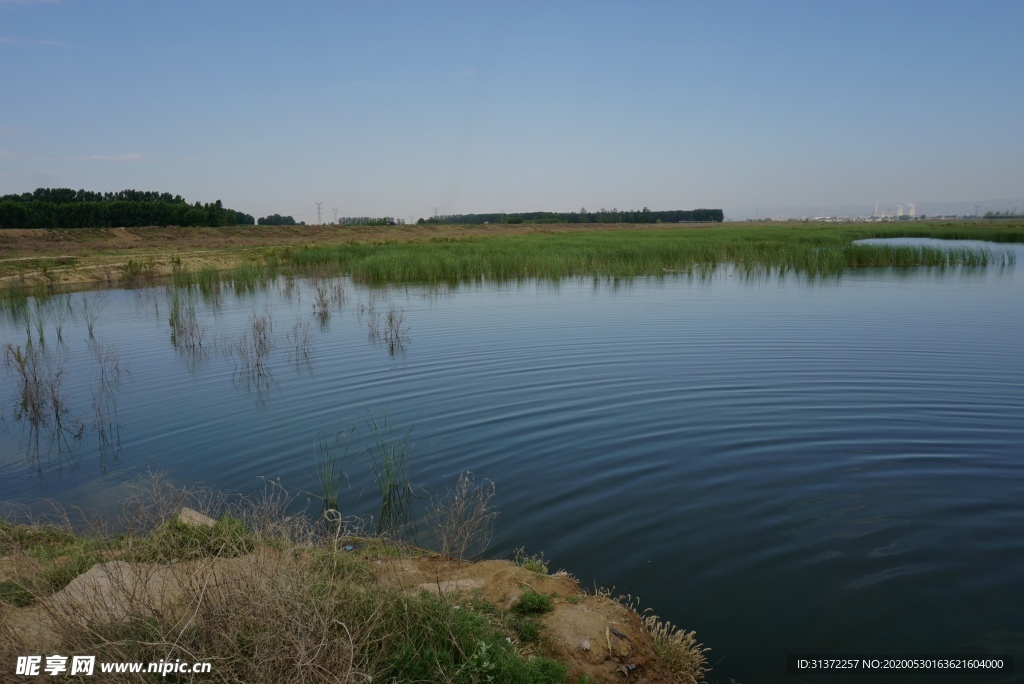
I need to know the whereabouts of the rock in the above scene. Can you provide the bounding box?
[178,507,216,527]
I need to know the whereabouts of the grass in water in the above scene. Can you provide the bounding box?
[359,410,418,537]
[272,225,1012,284]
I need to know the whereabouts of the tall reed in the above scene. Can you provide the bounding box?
[360,410,417,537]
[78,295,105,339]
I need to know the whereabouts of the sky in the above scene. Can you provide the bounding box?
[2,0,1023,222]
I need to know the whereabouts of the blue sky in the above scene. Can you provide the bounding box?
[2,0,1022,221]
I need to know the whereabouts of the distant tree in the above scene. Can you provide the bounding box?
[0,187,248,229]
[257,214,298,226]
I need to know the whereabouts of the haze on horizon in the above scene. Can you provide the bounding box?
[2,0,1022,223]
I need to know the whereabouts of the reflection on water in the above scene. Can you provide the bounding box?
[1,240,1023,683]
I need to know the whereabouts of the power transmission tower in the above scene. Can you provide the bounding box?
[315,201,323,225]
[332,208,339,224]
[433,206,439,218]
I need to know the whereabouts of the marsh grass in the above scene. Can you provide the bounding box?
[428,471,498,562]
[78,294,105,339]
[119,255,158,285]
[282,226,1018,284]
[31,297,47,345]
[231,262,270,293]
[642,612,710,684]
[312,280,330,322]
[284,318,313,363]
[2,280,29,314]
[4,337,86,461]
[196,267,222,305]
[313,429,347,515]
[2,341,77,441]
[228,310,275,377]
[168,292,206,351]
[383,304,409,355]
[0,476,569,684]
[90,339,127,465]
[358,410,418,538]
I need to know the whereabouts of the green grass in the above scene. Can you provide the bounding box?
[125,515,255,563]
[0,580,34,606]
[513,590,554,615]
[513,546,549,574]
[48,221,1017,298]
[0,520,113,600]
[359,410,418,537]
[268,223,1016,284]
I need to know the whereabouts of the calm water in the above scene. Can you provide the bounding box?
[2,239,1023,682]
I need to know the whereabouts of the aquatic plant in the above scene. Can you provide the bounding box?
[312,280,330,322]
[168,293,206,350]
[78,294,105,339]
[1,280,29,316]
[383,305,409,356]
[90,339,126,464]
[2,340,82,455]
[231,262,270,292]
[228,310,276,382]
[284,319,313,364]
[119,255,158,284]
[427,471,498,562]
[46,294,72,344]
[360,410,418,537]
[3,342,50,425]
[277,226,1017,284]
[313,429,346,515]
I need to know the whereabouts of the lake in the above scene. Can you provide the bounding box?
[2,238,1022,682]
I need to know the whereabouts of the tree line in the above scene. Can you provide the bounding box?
[0,188,256,228]
[337,217,404,226]
[417,207,723,225]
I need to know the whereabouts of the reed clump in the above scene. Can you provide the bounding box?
[642,612,710,684]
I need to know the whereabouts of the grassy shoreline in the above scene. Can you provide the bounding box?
[1,479,706,683]
[1,220,1020,291]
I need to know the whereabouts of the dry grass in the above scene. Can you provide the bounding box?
[427,472,498,563]
[0,475,569,683]
[642,613,710,684]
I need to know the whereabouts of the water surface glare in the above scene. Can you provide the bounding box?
[2,240,1023,682]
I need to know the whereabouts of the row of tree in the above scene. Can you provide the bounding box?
[0,188,256,228]
[337,217,403,226]
[257,214,302,226]
[417,207,723,225]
